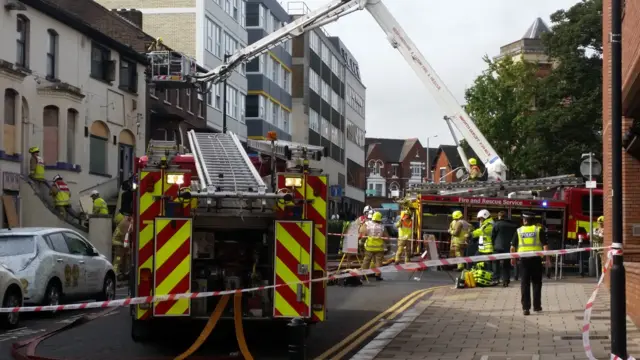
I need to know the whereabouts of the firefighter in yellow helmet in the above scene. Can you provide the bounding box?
[359,211,389,281]
[468,158,481,181]
[448,210,472,270]
[394,211,412,264]
[28,146,45,182]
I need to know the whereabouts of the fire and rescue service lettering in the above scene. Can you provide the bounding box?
[459,198,525,207]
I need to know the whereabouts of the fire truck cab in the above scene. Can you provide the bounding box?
[128,131,329,342]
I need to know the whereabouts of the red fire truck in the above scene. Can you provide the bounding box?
[128,132,329,342]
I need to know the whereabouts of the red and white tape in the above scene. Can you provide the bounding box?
[328,233,463,245]
[0,246,606,313]
[582,249,636,360]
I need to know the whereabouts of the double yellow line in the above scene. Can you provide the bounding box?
[315,285,447,360]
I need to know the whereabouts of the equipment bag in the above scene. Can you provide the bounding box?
[464,270,476,288]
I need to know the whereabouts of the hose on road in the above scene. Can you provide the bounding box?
[174,294,230,360]
[233,292,253,360]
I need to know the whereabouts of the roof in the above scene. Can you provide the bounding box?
[522,17,550,40]
[366,138,408,162]
[424,147,438,169]
[19,0,148,64]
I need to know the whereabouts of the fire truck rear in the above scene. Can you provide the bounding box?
[128,131,328,341]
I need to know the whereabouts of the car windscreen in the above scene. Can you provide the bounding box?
[0,235,37,256]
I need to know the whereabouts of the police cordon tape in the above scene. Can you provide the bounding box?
[0,246,607,314]
[328,233,463,245]
[583,250,636,360]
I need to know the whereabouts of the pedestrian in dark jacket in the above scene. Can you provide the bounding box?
[491,211,519,286]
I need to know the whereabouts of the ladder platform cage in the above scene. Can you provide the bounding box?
[187,130,267,197]
[247,138,325,161]
[145,139,186,166]
[409,176,584,196]
[147,51,197,88]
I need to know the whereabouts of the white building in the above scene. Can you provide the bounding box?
[0,0,146,227]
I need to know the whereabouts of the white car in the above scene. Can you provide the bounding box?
[0,228,116,306]
[0,264,23,328]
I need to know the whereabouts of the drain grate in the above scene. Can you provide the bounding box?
[560,335,609,340]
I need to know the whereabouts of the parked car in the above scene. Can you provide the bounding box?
[0,228,116,306]
[0,264,23,328]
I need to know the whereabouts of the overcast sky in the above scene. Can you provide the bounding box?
[302,0,581,148]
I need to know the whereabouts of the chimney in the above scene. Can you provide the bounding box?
[113,9,143,29]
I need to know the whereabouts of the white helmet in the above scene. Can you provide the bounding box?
[52,174,62,182]
[477,209,491,220]
[90,190,99,196]
[367,210,374,219]
[363,205,372,214]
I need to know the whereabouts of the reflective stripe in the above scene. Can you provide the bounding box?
[517,225,542,252]
[477,219,494,253]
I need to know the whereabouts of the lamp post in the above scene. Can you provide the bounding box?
[610,0,627,357]
[426,135,438,182]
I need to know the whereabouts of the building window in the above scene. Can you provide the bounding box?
[321,43,330,64]
[119,59,137,92]
[3,89,17,155]
[309,31,319,52]
[368,160,381,176]
[309,109,319,133]
[43,105,59,165]
[258,95,265,117]
[206,17,222,57]
[215,83,221,109]
[266,8,272,32]
[411,163,422,178]
[16,15,29,68]
[265,100,272,123]
[46,29,57,79]
[199,99,205,117]
[240,0,246,27]
[67,109,77,164]
[272,60,279,84]
[89,121,110,175]
[283,110,290,133]
[259,4,265,28]
[186,88,192,112]
[439,167,447,183]
[224,33,238,57]
[284,70,291,94]
[330,125,338,146]
[272,101,278,127]
[239,93,245,123]
[91,43,113,81]
[235,42,246,74]
[309,69,319,92]
[321,117,330,139]
[331,90,339,111]
[225,0,231,15]
[321,82,329,102]
[226,86,238,118]
[233,0,239,21]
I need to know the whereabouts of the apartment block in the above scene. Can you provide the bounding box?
[95,0,249,140]
[245,0,293,140]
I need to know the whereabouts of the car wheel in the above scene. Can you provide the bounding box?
[98,274,116,301]
[43,281,62,313]
[1,291,21,329]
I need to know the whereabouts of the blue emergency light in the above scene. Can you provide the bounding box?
[542,201,548,207]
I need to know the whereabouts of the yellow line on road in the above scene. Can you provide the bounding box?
[315,285,448,360]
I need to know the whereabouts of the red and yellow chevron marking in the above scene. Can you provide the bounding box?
[273,221,313,318]
[153,218,192,316]
[136,171,162,320]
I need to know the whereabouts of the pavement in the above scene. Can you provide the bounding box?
[1,269,454,359]
[349,280,640,360]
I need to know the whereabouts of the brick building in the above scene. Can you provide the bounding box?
[47,2,208,161]
[603,0,640,325]
[430,145,482,184]
[364,138,426,208]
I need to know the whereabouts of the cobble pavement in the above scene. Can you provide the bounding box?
[351,281,640,360]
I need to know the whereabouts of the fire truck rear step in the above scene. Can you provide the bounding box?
[187,130,267,196]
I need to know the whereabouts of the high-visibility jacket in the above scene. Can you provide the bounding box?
[30,156,45,180]
[364,222,385,252]
[52,180,70,206]
[395,218,412,240]
[472,218,494,254]
[92,197,109,215]
[469,165,481,180]
[449,219,471,248]
[516,225,543,252]
[113,212,125,225]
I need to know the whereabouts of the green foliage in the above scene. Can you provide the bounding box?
[463,0,602,178]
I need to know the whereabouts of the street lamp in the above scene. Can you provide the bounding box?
[425,135,438,182]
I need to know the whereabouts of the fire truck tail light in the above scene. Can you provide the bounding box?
[167,174,184,184]
[311,270,324,309]
[139,268,152,297]
[285,177,302,187]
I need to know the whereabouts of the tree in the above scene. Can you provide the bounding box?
[463,0,602,178]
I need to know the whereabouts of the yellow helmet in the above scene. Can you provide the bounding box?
[469,158,477,166]
[597,216,604,223]
[452,210,463,220]
[29,146,40,154]
[372,212,383,222]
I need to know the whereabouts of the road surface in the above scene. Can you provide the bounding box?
[2,270,455,359]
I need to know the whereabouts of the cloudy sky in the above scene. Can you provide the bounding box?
[302,0,581,148]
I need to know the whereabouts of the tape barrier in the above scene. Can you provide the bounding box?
[582,250,636,360]
[328,233,463,245]
[0,246,607,313]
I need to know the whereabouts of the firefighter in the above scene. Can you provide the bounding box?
[471,209,494,269]
[468,158,481,181]
[510,212,549,316]
[359,211,388,281]
[394,211,412,264]
[50,175,71,216]
[448,210,472,270]
[28,146,45,182]
[359,206,372,224]
[112,213,131,280]
[90,190,109,215]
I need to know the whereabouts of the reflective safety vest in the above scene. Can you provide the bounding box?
[469,165,481,180]
[364,222,385,252]
[449,220,471,247]
[53,180,70,206]
[31,156,45,180]
[516,225,543,253]
[396,219,412,240]
[113,212,125,225]
[473,218,494,254]
[93,197,109,215]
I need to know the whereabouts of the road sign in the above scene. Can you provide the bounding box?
[586,180,597,189]
[580,157,602,177]
[330,185,343,197]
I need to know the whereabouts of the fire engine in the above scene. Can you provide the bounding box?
[128,132,328,342]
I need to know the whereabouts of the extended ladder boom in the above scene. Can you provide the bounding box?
[193,0,506,180]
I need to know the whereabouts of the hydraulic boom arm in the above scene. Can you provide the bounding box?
[194,0,507,180]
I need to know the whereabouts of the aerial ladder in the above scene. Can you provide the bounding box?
[146,0,507,184]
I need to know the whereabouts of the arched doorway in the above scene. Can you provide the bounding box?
[89,120,110,175]
[118,129,135,186]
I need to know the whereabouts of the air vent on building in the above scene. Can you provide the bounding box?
[633,224,640,237]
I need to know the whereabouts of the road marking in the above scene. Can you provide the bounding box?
[0,328,46,342]
[315,285,448,360]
